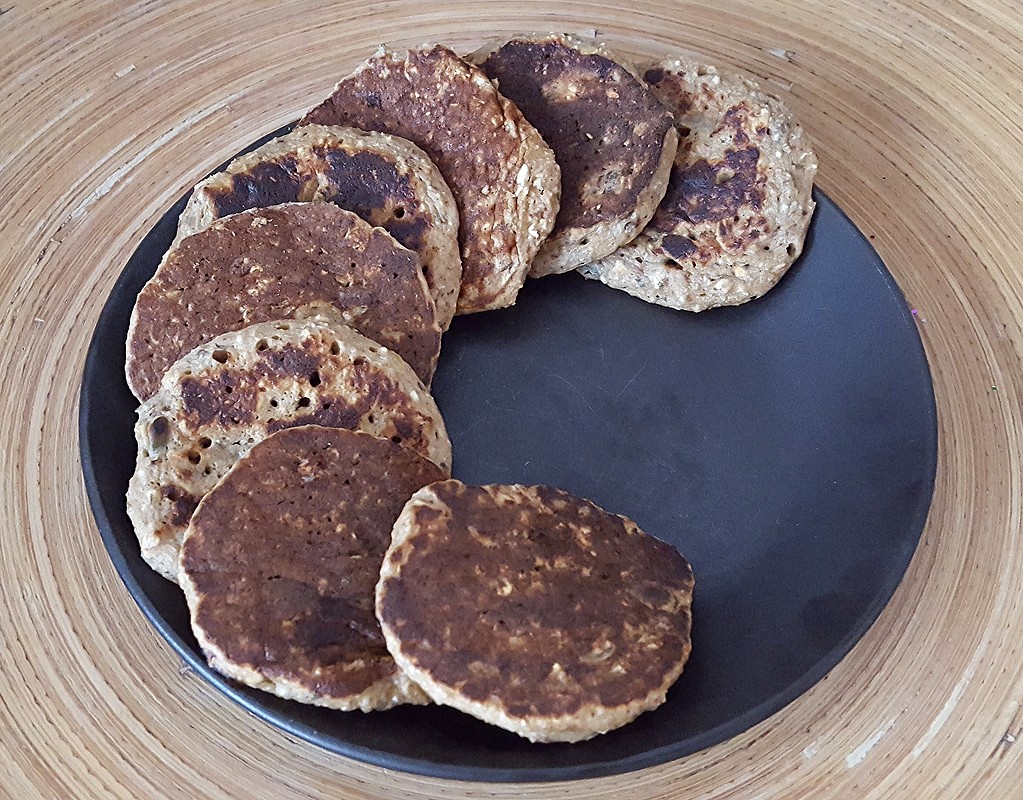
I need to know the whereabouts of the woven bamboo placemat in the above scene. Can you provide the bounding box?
[1,1,1020,796]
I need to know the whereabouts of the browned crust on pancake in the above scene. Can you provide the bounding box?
[580,58,818,311]
[128,318,451,582]
[471,35,677,275]
[377,481,694,742]
[127,203,441,401]
[301,45,561,314]
[174,125,462,330]
[179,426,444,710]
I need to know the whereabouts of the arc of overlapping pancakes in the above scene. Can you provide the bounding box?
[376,481,695,742]
[301,44,562,314]
[173,124,462,330]
[127,318,451,582]
[126,202,441,402]
[471,34,678,277]
[179,426,446,711]
[579,58,818,311]
[117,40,830,734]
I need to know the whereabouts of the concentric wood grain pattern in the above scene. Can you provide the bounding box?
[1,1,1020,797]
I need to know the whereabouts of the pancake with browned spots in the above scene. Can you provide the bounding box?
[471,35,677,276]
[128,318,450,582]
[174,125,461,329]
[179,426,446,711]
[376,481,694,742]
[126,202,441,401]
[579,58,818,311]
[301,45,561,314]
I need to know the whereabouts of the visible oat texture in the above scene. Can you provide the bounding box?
[377,480,694,742]
[127,202,441,400]
[180,426,445,711]
[174,125,462,330]
[580,57,818,311]
[302,45,561,314]
[128,318,450,582]
[473,34,677,276]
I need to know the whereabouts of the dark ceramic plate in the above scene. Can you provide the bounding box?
[80,127,936,782]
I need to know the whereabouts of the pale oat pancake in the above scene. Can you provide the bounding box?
[128,318,450,582]
[174,125,461,329]
[580,57,818,311]
[301,45,560,314]
[180,426,445,711]
[377,481,694,743]
[472,35,677,276]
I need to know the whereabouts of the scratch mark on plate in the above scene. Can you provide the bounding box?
[451,415,486,443]
[615,361,648,400]
[550,373,595,415]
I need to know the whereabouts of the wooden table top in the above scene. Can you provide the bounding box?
[2,1,1021,797]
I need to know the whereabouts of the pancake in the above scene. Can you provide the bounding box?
[471,34,677,276]
[174,124,462,330]
[128,318,451,582]
[126,202,441,401]
[376,481,695,742]
[579,57,818,311]
[301,44,561,314]
[179,426,446,711]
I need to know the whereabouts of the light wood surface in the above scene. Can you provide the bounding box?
[1,1,1021,797]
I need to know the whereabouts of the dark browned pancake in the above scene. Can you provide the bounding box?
[377,481,695,742]
[472,35,677,276]
[301,45,561,314]
[175,125,462,330]
[126,202,441,401]
[179,426,446,710]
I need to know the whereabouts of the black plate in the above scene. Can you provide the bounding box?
[80,129,936,782]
